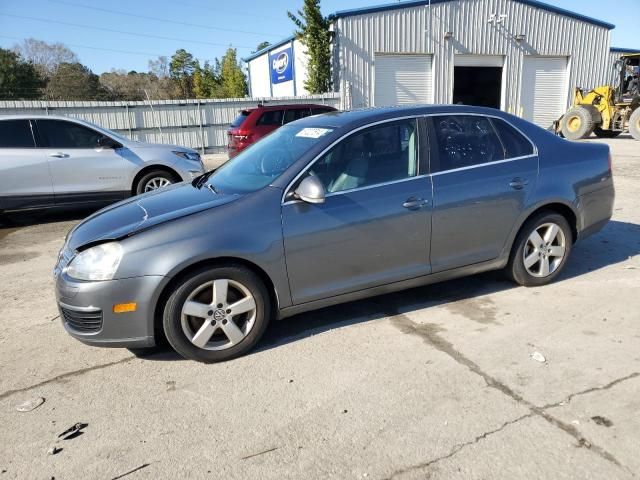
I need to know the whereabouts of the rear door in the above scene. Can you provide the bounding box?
[252,109,285,142]
[35,119,130,203]
[428,114,538,272]
[0,119,54,210]
[282,118,432,304]
[283,107,312,125]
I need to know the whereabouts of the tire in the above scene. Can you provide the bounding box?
[162,266,271,363]
[135,170,178,195]
[593,127,621,138]
[561,106,595,140]
[506,212,573,287]
[629,108,640,141]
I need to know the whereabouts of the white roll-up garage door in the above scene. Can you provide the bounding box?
[521,56,568,128]
[374,54,433,107]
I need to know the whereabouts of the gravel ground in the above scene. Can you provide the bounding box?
[0,136,638,479]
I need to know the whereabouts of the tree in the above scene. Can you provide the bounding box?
[13,38,78,77]
[254,41,271,53]
[100,69,165,101]
[218,48,247,98]
[170,49,198,98]
[46,62,109,100]
[288,0,332,94]
[0,48,44,99]
[148,56,169,78]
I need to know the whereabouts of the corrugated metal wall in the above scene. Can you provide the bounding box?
[0,94,340,152]
[335,0,611,114]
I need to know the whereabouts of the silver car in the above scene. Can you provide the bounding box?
[54,106,614,363]
[0,115,205,212]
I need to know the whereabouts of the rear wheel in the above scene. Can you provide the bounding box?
[506,212,573,287]
[629,108,640,141]
[135,170,178,195]
[561,106,595,140]
[593,127,621,138]
[162,266,271,362]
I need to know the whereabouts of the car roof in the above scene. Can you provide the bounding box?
[0,114,86,121]
[291,104,518,129]
[243,104,336,113]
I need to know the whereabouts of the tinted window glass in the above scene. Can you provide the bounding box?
[283,108,311,124]
[491,118,534,158]
[310,120,418,194]
[231,111,250,128]
[432,115,504,172]
[36,120,103,149]
[311,107,334,115]
[256,110,284,126]
[0,120,35,148]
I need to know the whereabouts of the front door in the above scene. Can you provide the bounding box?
[282,118,432,305]
[428,114,538,272]
[35,119,129,203]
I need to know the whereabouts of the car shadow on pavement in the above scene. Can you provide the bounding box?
[135,219,640,361]
[0,207,101,229]
[257,220,640,354]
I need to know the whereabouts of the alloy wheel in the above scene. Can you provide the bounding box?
[523,222,567,278]
[143,177,172,192]
[180,279,257,351]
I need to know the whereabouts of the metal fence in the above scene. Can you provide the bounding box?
[0,94,341,153]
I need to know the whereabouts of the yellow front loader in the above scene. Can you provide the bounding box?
[557,53,640,141]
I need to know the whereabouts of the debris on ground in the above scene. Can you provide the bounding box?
[241,447,279,460]
[591,415,614,427]
[58,422,88,440]
[16,397,45,412]
[47,446,62,455]
[110,463,150,480]
[529,351,546,363]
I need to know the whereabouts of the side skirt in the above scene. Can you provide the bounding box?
[277,257,508,320]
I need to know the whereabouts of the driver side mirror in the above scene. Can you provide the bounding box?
[97,136,121,149]
[294,175,325,204]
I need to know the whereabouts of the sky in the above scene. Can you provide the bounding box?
[0,0,638,74]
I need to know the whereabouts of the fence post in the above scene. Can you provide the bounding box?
[197,99,205,154]
[125,103,133,139]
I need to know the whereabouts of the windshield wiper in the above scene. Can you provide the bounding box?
[206,183,218,195]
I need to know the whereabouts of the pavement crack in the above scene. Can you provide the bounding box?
[542,372,640,410]
[385,413,533,479]
[0,356,136,401]
[386,309,634,476]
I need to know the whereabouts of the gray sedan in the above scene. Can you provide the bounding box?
[54,105,614,362]
[0,115,205,212]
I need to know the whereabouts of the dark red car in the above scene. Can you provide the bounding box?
[227,104,337,158]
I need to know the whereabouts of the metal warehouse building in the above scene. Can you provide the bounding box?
[246,0,639,128]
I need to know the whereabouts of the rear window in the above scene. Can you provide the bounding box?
[490,118,534,159]
[231,111,251,128]
[0,120,35,148]
[256,109,284,126]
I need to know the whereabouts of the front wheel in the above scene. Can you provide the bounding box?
[561,106,595,140]
[506,212,573,287]
[135,170,177,195]
[629,108,640,141]
[163,266,271,362]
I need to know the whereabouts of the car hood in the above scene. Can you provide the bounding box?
[66,183,239,250]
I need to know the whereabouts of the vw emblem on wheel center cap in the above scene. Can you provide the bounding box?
[213,309,226,321]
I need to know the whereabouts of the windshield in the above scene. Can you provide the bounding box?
[207,125,334,194]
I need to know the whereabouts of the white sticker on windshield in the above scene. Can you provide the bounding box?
[296,128,333,138]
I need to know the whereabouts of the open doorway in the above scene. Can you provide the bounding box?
[453,66,502,108]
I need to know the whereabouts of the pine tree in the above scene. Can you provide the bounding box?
[288,0,331,94]
[219,48,247,98]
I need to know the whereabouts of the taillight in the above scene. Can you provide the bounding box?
[233,129,253,141]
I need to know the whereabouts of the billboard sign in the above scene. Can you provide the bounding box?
[270,47,294,84]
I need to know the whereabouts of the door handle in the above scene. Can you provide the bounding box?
[403,197,429,210]
[49,152,69,158]
[509,177,529,190]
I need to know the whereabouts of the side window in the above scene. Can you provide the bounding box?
[311,107,333,115]
[283,108,311,124]
[36,119,103,149]
[309,119,418,194]
[490,118,534,159]
[431,115,504,172]
[0,120,35,148]
[256,110,284,126]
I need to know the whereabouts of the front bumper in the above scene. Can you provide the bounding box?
[55,273,165,348]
